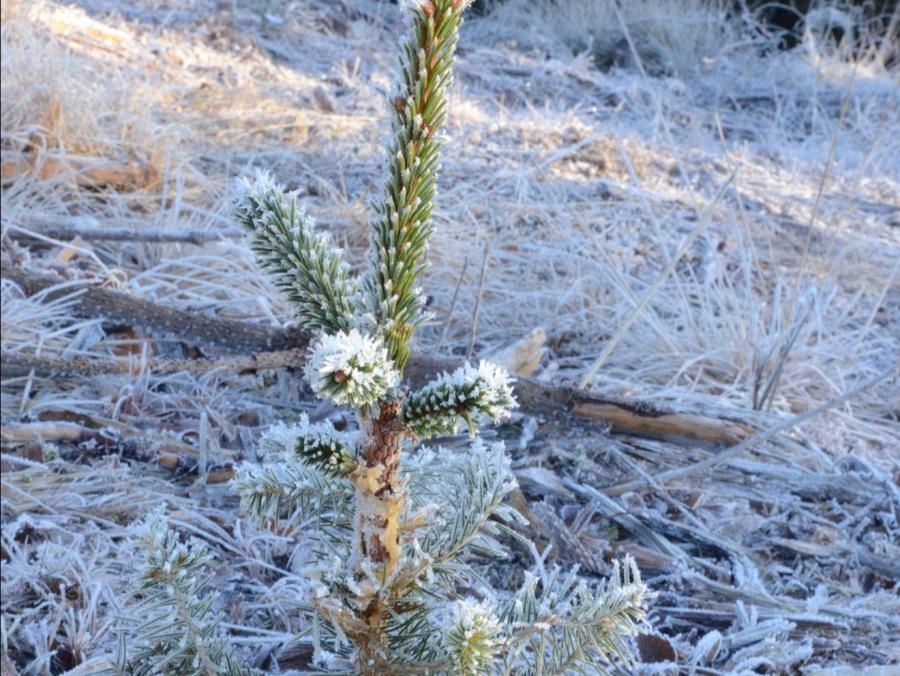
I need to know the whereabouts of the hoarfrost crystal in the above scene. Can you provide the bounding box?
[304,329,400,407]
[262,415,358,475]
[441,598,502,674]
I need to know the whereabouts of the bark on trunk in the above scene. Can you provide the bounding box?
[352,402,405,574]
[349,402,408,673]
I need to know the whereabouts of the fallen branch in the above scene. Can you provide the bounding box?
[2,265,755,446]
[1,349,307,378]
[1,264,308,354]
[771,537,900,580]
[6,219,355,245]
[9,224,243,245]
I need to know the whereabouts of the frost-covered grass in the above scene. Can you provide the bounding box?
[1,0,898,672]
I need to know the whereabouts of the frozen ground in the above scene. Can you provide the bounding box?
[1,0,898,672]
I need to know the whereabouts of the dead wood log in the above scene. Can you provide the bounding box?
[0,416,235,484]
[0,420,182,468]
[1,264,754,446]
[1,349,307,379]
[573,401,750,446]
[3,349,753,447]
[1,264,309,354]
[10,224,243,245]
[600,370,891,495]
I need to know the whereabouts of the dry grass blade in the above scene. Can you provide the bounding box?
[578,169,737,389]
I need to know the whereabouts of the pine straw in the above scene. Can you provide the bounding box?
[1,0,898,672]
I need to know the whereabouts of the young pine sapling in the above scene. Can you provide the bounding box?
[233,1,650,672]
[114,508,251,676]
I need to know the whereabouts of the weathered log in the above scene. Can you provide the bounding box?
[0,414,235,483]
[2,264,755,446]
[10,224,242,245]
[1,349,307,378]
[2,264,308,354]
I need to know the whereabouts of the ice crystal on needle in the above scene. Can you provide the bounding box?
[235,170,356,335]
[259,415,359,477]
[123,508,251,676]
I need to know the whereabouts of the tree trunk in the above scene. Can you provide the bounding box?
[349,402,407,671]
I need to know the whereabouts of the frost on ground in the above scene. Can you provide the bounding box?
[1,0,898,673]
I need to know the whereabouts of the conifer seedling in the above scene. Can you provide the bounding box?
[233,1,650,672]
